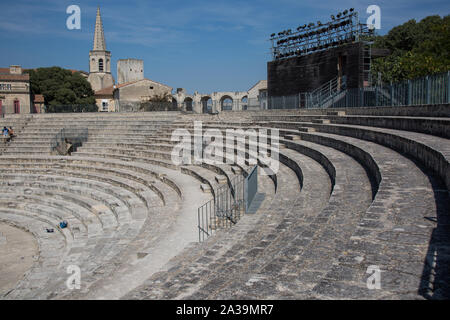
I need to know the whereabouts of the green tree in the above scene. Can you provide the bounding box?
[25,67,96,112]
[372,14,450,82]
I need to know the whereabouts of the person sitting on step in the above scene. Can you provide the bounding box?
[2,127,9,144]
[7,127,15,141]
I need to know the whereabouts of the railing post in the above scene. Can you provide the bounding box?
[375,87,379,106]
[360,88,363,107]
[319,90,321,108]
[331,91,334,108]
[426,76,431,105]
[447,71,450,104]
[390,82,394,106]
[407,80,412,106]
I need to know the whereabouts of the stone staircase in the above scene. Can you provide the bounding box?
[0,106,448,300]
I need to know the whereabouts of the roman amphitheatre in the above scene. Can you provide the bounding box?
[0,7,449,300]
[0,104,448,300]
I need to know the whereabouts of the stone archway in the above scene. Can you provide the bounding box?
[220,95,233,111]
[241,96,248,110]
[201,96,212,113]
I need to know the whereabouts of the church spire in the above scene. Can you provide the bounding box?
[93,7,106,51]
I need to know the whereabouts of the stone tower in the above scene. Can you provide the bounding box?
[87,7,114,92]
[117,59,144,85]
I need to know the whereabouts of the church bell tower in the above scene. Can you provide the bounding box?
[87,7,114,92]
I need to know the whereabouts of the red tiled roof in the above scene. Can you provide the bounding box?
[70,69,89,75]
[0,68,10,74]
[95,85,115,96]
[34,94,45,103]
[115,80,140,89]
[0,73,29,81]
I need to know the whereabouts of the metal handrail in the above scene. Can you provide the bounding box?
[197,165,258,242]
[50,127,89,154]
[269,70,450,109]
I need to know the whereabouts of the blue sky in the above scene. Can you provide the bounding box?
[0,0,449,93]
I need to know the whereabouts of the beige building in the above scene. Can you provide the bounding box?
[114,79,173,112]
[0,65,32,115]
[247,80,268,110]
[93,79,172,112]
[94,86,115,112]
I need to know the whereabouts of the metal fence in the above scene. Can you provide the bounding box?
[337,72,450,107]
[50,127,89,155]
[246,98,268,110]
[197,165,258,242]
[268,71,450,109]
[118,100,179,112]
[44,105,98,113]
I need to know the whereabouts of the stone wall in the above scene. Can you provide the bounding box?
[117,59,144,85]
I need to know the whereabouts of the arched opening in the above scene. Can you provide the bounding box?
[184,97,193,112]
[172,98,178,111]
[201,96,212,113]
[99,58,104,72]
[220,96,233,111]
[241,96,248,110]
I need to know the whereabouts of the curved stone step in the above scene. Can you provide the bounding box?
[124,148,352,299]
[0,212,67,299]
[253,114,450,139]
[0,166,161,211]
[0,183,119,230]
[0,155,183,200]
[0,172,147,223]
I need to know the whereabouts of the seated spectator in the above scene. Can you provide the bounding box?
[2,127,9,144]
[8,127,15,140]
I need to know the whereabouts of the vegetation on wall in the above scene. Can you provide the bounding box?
[139,92,177,111]
[372,15,450,83]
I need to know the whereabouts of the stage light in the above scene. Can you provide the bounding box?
[271,8,372,60]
